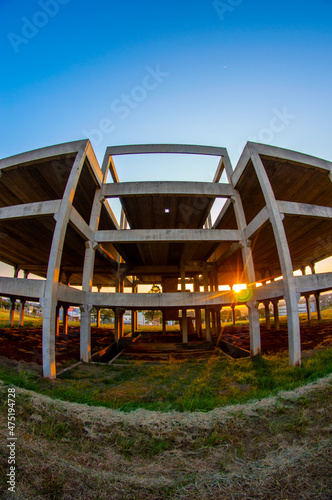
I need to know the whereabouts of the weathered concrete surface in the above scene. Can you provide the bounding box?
[0,140,331,378]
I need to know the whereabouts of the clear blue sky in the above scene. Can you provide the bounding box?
[0,0,331,274]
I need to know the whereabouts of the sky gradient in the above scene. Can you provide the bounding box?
[1,0,331,275]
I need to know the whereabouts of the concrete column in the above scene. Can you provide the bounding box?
[250,147,301,366]
[18,270,29,328]
[42,146,88,379]
[19,300,25,327]
[181,308,188,343]
[215,271,219,292]
[181,263,186,292]
[231,304,236,326]
[63,305,69,334]
[193,276,201,337]
[315,293,322,321]
[55,305,61,336]
[304,295,311,321]
[208,272,215,292]
[263,301,271,330]
[119,309,124,338]
[96,307,101,328]
[9,298,16,327]
[203,263,209,292]
[222,154,261,359]
[116,272,124,293]
[216,308,221,337]
[272,299,280,330]
[162,310,166,334]
[211,309,216,335]
[114,308,119,343]
[195,308,202,337]
[247,301,261,356]
[205,307,211,341]
[9,267,19,326]
[301,268,311,322]
[80,304,92,362]
[131,282,137,334]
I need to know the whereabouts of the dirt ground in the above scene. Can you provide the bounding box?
[0,326,114,366]
[0,319,331,368]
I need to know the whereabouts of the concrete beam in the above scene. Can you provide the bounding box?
[87,291,234,309]
[0,200,62,221]
[102,181,235,198]
[247,142,332,175]
[0,140,89,171]
[277,200,332,219]
[0,277,45,301]
[95,228,242,244]
[295,273,332,295]
[244,206,270,239]
[231,145,252,187]
[105,144,228,157]
[69,206,95,241]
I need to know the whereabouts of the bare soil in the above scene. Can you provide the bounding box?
[0,319,331,368]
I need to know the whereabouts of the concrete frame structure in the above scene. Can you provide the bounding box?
[0,140,331,378]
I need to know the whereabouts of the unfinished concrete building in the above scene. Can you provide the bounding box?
[0,140,331,378]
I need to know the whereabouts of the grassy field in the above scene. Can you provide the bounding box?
[0,348,331,413]
[0,372,331,499]
[0,310,331,498]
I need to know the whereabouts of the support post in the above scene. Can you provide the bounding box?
[205,307,211,341]
[162,310,166,334]
[19,300,25,327]
[211,309,216,335]
[80,304,92,362]
[9,297,16,327]
[231,304,236,326]
[272,299,280,330]
[305,295,311,321]
[195,308,202,337]
[315,293,322,321]
[42,145,88,379]
[203,263,209,292]
[114,308,119,344]
[216,308,221,338]
[193,276,201,337]
[181,262,186,292]
[263,300,271,330]
[63,305,69,334]
[181,308,188,343]
[249,146,301,366]
[55,304,60,336]
[96,307,101,328]
[247,301,260,355]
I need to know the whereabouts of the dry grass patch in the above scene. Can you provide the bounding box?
[0,374,331,499]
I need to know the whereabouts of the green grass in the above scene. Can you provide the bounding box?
[1,348,331,413]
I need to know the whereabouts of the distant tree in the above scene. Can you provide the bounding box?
[100,309,114,323]
[144,285,162,323]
